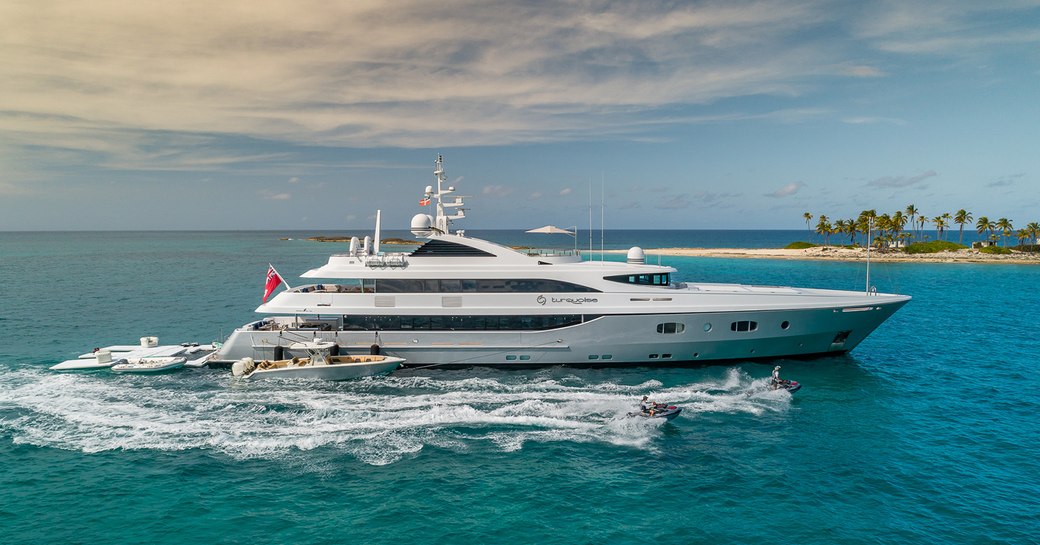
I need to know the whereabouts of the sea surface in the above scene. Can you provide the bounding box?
[1,231,1037,544]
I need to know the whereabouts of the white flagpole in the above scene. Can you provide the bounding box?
[269,263,292,290]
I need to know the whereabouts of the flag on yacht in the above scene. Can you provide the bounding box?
[419,197,431,206]
[262,265,284,302]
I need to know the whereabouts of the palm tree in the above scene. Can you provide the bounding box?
[891,210,907,247]
[976,216,994,245]
[942,213,952,241]
[917,215,927,240]
[905,204,919,241]
[845,217,858,245]
[815,215,832,246]
[1026,222,1040,246]
[932,215,948,242]
[954,209,973,245]
[856,209,877,247]
[803,212,813,241]
[1015,229,1029,247]
[834,219,848,245]
[996,218,1013,247]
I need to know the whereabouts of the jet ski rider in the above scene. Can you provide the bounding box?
[640,395,656,416]
[770,366,782,389]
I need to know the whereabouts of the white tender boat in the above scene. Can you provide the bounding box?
[232,340,403,380]
[111,356,187,374]
[210,155,910,368]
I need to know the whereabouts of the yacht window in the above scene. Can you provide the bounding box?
[440,279,462,293]
[604,273,670,286]
[656,322,685,334]
[730,321,758,332]
[340,314,595,331]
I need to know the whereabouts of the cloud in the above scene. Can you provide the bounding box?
[695,191,741,204]
[656,194,693,209]
[2,0,1036,185]
[867,170,937,188]
[559,188,573,196]
[288,176,301,184]
[0,180,34,196]
[259,189,291,200]
[988,173,1024,187]
[852,3,1040,57]
[835,64,886,78]
[530,191,542,199]
[482,185,512,198]
[764,182,805,198]
[841,116,906,125]
[4,0,1000,162]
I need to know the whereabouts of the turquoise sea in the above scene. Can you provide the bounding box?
[1,231,1037,544]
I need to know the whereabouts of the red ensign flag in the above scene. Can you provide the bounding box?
[419,197,431,206]
[262,265,283,302]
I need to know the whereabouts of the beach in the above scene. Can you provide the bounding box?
[634,246,1040,264]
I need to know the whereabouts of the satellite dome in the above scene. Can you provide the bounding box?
[627,246,646,264]
[411,213,434,236]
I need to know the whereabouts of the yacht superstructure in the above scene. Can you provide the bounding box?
[212,156,909,367]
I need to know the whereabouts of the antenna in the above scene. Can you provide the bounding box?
[373,209,381,254]
[430,154,467,234]
[600,176,605,262]
[866,216,872,294]
[588,179,593,260]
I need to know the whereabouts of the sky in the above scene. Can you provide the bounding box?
[1,0,1038,231]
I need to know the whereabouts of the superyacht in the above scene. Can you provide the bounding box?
[211,156,910,367]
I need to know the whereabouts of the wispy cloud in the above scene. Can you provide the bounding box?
[259,190,291,200]
[482,185,513,198]
[867,170,937,188]
[764,182,805,198]
[841,116,906,125]
[988,173,1024,187]
[559,188,573,196]
[656,194,693,209]
[288,176,301,184]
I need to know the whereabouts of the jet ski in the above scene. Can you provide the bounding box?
[629,403,682,421]
[772,379,801,393]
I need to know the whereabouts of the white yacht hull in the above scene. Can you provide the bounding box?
[213,295,908,367]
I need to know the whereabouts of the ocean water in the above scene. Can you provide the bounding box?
[1,231,1038,544]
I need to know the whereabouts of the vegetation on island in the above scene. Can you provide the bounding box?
[785,241,818,250]
[799,207,1040,254]
[307,236,419,245]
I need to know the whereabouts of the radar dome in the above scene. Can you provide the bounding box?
[411,213,434,236]
[626,246,646,264]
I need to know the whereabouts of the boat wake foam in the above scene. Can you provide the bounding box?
[0,367,790,465]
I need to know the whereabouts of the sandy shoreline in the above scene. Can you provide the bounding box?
[616,246,1040,264]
